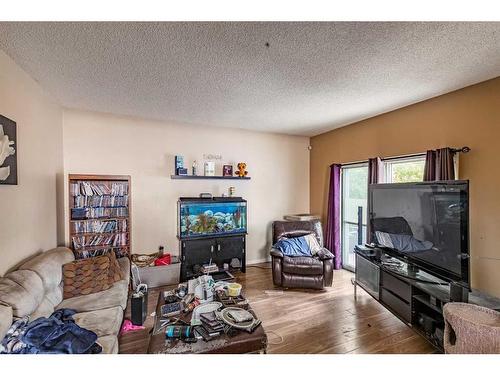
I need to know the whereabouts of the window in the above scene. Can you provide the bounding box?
[384,155,426,183]
[339,155,426,273]
[341,163,368,271]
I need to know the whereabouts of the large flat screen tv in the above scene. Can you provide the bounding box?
[368,180,469,286]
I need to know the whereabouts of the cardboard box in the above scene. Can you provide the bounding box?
[283,214,320,221]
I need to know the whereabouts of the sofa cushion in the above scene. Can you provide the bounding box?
[74,306,123,337]
[57,278,129,312]
[0,276,40,318]
[29,297,56,320]
[45,284,64,307]
[0,304,13,342]
[97,335,119,354]
[29,285,64,320]
[4,269,45,306]
[19,247,74,292]
[282,256,324,276]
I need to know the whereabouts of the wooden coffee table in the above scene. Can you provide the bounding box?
[148,288,268,354]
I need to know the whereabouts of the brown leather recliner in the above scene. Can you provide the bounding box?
[270,220,334,290]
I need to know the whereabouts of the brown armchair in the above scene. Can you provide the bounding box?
[270,220,334,290]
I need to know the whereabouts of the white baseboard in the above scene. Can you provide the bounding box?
[247,257,271,265]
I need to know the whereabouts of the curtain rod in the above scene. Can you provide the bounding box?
[450,146,471,153]
[340,152,424,167]
[339,147,471,167]
[380,152,426,162]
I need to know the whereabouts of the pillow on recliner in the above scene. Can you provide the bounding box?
[273,234,321,257]
[303,234,322,255]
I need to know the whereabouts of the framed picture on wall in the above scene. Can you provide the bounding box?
[223,164,233,177]
[0,115,17,185]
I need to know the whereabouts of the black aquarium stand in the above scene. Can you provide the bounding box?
[179,234,246,281]
[353,245,500,352]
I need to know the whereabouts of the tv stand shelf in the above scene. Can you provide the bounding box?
[413,294,443,314]
[353,245,500,352]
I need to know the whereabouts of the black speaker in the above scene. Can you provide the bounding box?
[131,291,148,326]
[416,312,435,333]
[450,283,469,302]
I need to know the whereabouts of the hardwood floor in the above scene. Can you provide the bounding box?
[119,264,436,354]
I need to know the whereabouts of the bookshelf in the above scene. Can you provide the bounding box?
[68,174,131,259]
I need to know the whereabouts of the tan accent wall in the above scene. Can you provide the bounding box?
[62,109,310,263]
[0,51,63,275]
[310,77,500,297]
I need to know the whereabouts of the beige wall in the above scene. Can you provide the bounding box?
[0,51,63,275]
[62,109,310,263]
[310,77,500,297]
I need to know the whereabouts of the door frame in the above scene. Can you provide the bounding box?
[340,162,368,272]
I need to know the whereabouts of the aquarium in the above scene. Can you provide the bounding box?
[178,198,247,239]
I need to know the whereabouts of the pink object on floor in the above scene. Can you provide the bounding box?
[120,319,145,334]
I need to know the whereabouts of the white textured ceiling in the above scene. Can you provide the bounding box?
[0,22,499,136]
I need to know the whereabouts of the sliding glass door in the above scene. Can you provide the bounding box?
[341,163,368,271]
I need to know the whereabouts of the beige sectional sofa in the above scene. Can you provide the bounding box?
[0,247,130,354]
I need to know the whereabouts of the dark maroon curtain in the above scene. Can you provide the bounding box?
[368,157,383,184]
[423,148,455,181]
[325,164,342,269]
[367,157,382,244]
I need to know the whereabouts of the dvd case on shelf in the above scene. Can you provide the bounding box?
[70,181,128,196]
[71,232,128,250]
[70,218,128,234]
[71,206,129,219]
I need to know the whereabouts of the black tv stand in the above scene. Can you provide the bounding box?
[353,245,500,352]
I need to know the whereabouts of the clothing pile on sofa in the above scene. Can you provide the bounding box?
[0,247,131,354]
[0,308,101,354]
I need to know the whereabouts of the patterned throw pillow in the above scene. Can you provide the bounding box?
[105,251,124,284]
[63,251,125,300]
[63,255,112,299]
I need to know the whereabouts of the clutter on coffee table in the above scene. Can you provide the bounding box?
[152,275,261,345]
[219,307,261,332]
[216,289,249,309]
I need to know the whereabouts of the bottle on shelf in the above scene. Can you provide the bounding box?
[192,160,198,176]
